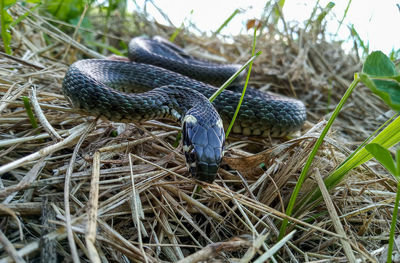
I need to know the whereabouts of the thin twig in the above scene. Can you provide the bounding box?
[0,230,26,263]
[314,168,357,262]
[129,153,148,263]
[30,86,62,141]
[0,51,45,70]
[64,121,96,263]
[85,151,101,263]
[62,4,88,62]
[177,240,251,263]
[0,124,88,175]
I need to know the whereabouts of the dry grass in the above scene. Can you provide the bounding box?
[0,3,397,262]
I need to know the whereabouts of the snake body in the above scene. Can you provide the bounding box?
[62,36,306,182]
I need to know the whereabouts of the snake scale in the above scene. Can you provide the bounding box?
[62,36,306,182]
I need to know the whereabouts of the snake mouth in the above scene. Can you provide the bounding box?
[185,145,222,183]
[187,161,219,183]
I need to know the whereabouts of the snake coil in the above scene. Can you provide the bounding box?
[62,36,306,182]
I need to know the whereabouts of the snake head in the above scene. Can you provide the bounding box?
[182,113,225,183]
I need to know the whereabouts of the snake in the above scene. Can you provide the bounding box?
[62,36,306,183]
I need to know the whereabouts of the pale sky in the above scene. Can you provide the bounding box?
[131,0,399,55]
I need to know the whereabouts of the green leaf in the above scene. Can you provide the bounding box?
[44,0,86,22]
[68,16,94,43]
[365,143,397,176]
[3,0,16,7]
[359,74,400,111]
[360,51,400,111]
[110,130,118,137]
[362,51,397,77]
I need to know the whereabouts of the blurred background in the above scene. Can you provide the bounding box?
[29,0,399,59]
[131,0,399,54]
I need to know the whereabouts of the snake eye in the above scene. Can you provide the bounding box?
[188,149,196,162]
[183,145,196,164]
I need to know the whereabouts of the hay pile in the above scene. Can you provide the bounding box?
[0,3,395,262]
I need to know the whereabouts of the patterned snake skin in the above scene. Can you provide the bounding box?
[62,36,306,182]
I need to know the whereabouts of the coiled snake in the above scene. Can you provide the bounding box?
[62,36,306,182]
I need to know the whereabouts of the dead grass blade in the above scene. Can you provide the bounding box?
[0,2,395,261]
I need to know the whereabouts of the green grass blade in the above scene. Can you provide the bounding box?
[397,148,400,176]
[316,2,335,26]
[10,2,41,27]
[172,132,181,148]
[22,96,38,129]
[87,40,124,56]
[225,23,258,138]
[169,22,184,43]
[336,113,397,171]
[169,9,193,42]
[365,143,397,175]
[324,116,400,188]
[335,0,352,35]
[214,8,240,35]
[298,115,400,211]
[278,74,360,239]
[208,51,261,103]
[271,0,285,25]
[305,0,320,31]
[0,0,14,54]
[388,181,400,263]
[349,24,369,57]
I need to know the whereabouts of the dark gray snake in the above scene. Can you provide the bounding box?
[62,36,306,182]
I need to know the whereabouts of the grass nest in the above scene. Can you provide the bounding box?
[0,3,396,263]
